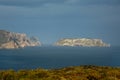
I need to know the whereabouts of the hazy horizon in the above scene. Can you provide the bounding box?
[0,0,120,46]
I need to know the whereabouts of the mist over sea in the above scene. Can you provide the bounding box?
[0,46,120,70]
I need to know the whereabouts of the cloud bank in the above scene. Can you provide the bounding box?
[0,0,119,7]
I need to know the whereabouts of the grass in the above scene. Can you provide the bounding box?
[0,65,120,80]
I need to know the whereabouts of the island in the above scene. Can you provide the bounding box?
[0,30,41,49]
[55,38,110,47]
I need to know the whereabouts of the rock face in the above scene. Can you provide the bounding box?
[55,38,110,47]
[0,30,41,49]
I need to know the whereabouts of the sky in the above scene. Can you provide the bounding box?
[0,0,120,46]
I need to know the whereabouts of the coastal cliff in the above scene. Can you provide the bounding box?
[55,38,110,47]
[0,30,41,49]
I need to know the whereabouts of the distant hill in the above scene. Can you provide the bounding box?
[55,38,110,47]
[0,30,41,49]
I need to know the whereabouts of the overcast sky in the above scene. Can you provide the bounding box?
[0,0,120,45]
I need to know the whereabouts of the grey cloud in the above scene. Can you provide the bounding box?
[0,0,65,7]
[0,0,120,21]
[0,0,119,7]
[65,0,120,5]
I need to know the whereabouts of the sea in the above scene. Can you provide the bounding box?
[0,46,120,70]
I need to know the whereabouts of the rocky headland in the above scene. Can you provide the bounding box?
[0,30,41,49]
[55,38,110,47]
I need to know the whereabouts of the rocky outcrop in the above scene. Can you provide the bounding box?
[55,38,110,47]
[0,30,41,49]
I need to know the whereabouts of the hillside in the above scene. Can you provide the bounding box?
[0,65,120,80]
[0,30,41,49]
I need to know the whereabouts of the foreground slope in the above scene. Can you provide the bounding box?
[0,65,120,80]
[0,30,41,49]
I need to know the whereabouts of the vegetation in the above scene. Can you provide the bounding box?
[0,65,120,80]
[0,30,9,44]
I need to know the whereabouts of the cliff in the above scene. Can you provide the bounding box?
[55,38,110,47]
[0,30,41,49]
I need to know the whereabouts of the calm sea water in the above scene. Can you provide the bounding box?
[0,46,120,70]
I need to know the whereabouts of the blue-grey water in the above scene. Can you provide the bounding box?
[0,46,120,70]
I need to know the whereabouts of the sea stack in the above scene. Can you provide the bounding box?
[0,30,41,49]
[55,38,110,47]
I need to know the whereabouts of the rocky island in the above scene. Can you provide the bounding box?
[55,38,110,47]
[0,30,41,49]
